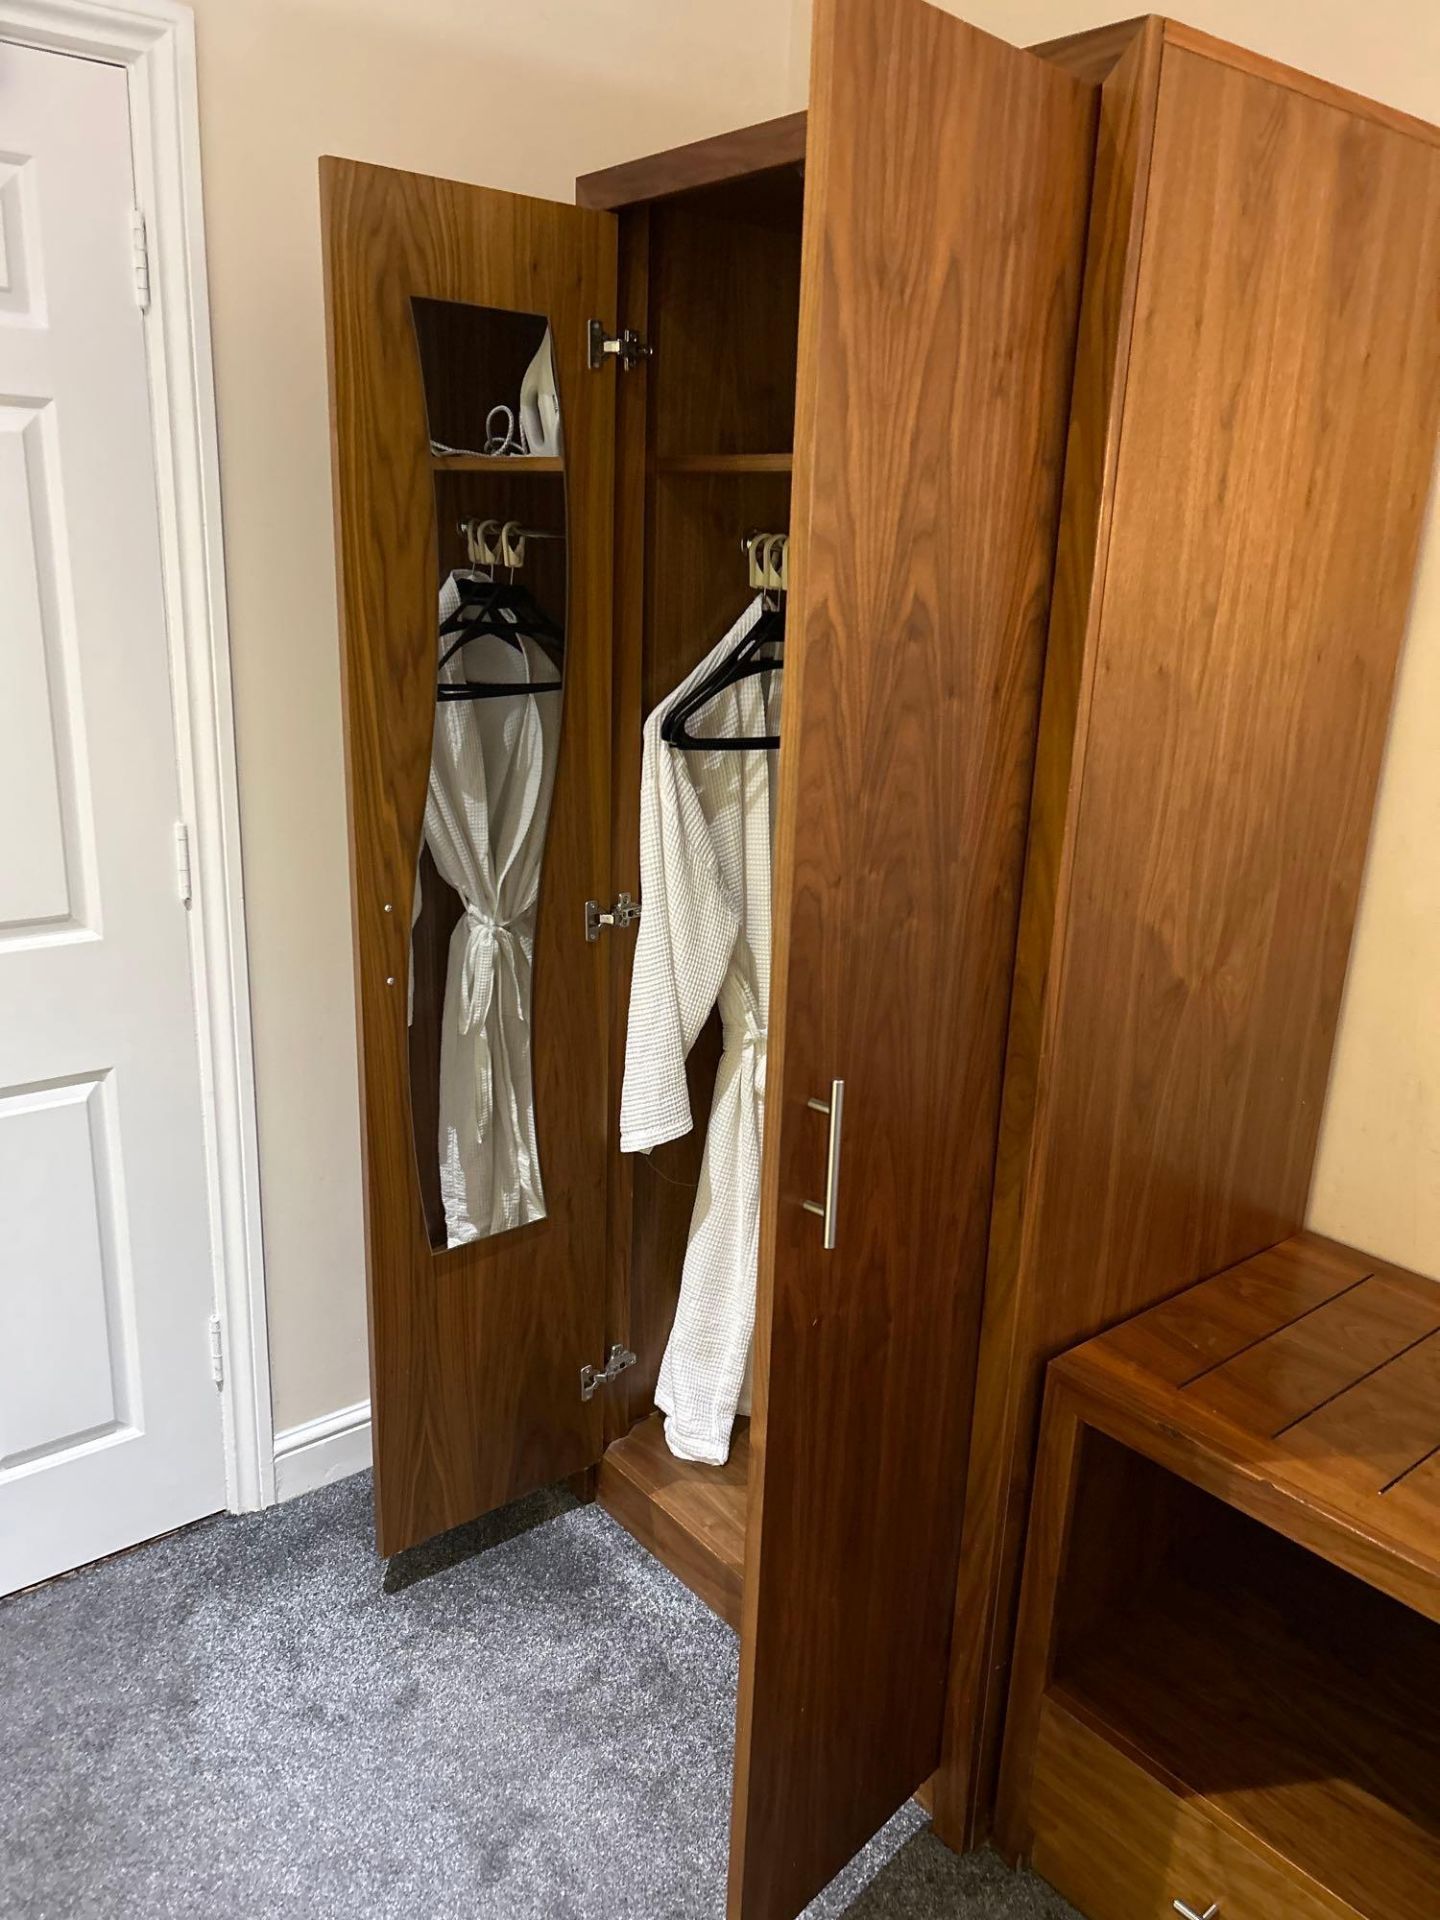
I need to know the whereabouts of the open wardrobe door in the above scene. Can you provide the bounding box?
[728,5,1097,1917]
[322,161,618,1556]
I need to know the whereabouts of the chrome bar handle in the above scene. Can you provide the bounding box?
[1173,1902,1219,1920]
[801,1079,845,1251]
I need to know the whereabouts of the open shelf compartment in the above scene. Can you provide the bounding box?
[1044,1432,1440,1920]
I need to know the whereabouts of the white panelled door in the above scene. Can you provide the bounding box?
[0,40,226,1592]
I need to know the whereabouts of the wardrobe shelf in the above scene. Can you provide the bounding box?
[596,1414,749,1629]
[430,453,565,473]
[656,452,794,474]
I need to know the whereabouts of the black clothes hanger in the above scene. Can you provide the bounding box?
[661,597,784,752]
[438,573,564,646]
[436,573,564,702]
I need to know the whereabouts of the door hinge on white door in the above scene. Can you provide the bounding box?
[208,1315,225,1388]
[174,822,193,906]
[130,208,151,311]
[580,1344,636,1401]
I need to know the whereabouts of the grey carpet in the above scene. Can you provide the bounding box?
[0,1473,1076,1920]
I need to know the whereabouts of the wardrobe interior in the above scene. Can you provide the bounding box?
[597,161,806,1616]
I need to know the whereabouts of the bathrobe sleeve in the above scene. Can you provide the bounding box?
[619,705,740,1155]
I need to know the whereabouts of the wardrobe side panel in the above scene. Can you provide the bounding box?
[321,160,618,1555]
[945,38,1440,1848]
[933,19,1165,1849]
[1034,44,1440,1372]
[728,0,1097,1912]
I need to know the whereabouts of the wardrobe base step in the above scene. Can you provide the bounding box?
[597,1413,750,1630]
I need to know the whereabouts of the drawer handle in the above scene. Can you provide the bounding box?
[1173,1903,1219,1920]
[801,1079,845,1250]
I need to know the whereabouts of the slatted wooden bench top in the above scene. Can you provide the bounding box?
[1054,1231,1440,1620]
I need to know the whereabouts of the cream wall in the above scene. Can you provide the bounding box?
[201,0,1439,1441]
[786,0,1440,1284]
[187,0,797,1433]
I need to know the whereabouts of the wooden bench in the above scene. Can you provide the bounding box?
[997,1231,1440,1920]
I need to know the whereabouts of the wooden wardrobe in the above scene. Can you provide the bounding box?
[321,1,1440,1914]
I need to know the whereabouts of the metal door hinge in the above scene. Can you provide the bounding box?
[174,822,193,907]
[585,892,641,942]
[580,1344,636,1401]
[587,319,652,372]
[131,208,151,311]
[208,1314,225,1388]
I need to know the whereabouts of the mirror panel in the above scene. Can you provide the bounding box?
[408,299,569,1249]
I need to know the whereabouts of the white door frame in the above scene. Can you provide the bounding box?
[1,0,273,1510]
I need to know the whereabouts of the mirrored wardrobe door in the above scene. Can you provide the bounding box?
[322,160,620,1556]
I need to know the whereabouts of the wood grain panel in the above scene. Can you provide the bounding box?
[1184,1274,1440,1435]
[648,192,802,457]
[1039,59,1440,1338]
[941,32,1440,1846]
[1285,1330,1440,1496]
[576,115,808,213]
[935,18,1163,1847]
[1102,1233,1372,1385]
[1029,18,1146,85]
[1162,18,1440,146]
[1384,1448,1440,1541]
[658,454,794,474]
[430,453,564,473]
[727,4,1097,1914]
[321,159,617,1556]
[597,1413,749,1627]
[1026,38,1440,1408]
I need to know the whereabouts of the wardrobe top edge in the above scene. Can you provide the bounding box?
[571,24,1134,213]
[575,111,807,214]
[573,9,1437,218]
[1161,20,1440,148]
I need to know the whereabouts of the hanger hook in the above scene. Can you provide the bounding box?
[744,530,766,594]
[762,533,787,608]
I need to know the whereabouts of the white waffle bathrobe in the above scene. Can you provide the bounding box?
[425,575,560,1244]
[620,597,781,1463]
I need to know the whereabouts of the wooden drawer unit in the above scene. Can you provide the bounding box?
[998,1234,1440,1920]
[1029,1697,1356,1920]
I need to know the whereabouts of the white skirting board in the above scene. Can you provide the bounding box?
[272,1401,373,1502]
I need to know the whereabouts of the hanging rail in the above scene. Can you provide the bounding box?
[457,516,564,572]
